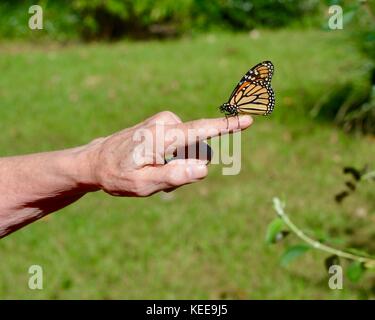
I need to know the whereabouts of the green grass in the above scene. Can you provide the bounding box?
[0,30,374,299]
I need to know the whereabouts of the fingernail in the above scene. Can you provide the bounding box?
[187,164,207,179]
[239,115,252,127]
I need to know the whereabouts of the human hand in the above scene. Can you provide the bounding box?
[80,111,252,197]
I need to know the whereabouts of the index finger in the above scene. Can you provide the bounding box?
[164,115,253,149]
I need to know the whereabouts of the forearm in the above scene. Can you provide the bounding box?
[0,144,98,238]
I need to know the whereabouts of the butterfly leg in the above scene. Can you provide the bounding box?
[236,115,240,129]
[225,115,229,130]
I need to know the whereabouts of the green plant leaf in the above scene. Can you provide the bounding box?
[265,218,285,244]
[347,261,365,282]
[280,244,310,267]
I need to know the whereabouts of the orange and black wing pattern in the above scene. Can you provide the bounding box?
[227,61,275,115]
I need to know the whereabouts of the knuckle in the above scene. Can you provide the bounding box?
[129,178,141,192]
[167,170,183,187]
[156,111,180,123]
[129,176,149,196]
[135,189,150,197]
[158,111,175,118]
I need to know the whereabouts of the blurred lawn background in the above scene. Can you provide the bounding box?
[0,0,374,299]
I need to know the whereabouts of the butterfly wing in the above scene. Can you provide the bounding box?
[242,60,274,86]
[227,61,275,116]
[235,83,275,115]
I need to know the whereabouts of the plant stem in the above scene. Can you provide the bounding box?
[272,197,375,267]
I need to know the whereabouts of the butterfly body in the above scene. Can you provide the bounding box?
[220,102,239,116]
[220,61,275,117]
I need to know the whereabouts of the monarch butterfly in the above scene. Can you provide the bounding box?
[219,61,275,118]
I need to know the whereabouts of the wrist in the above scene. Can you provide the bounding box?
[67,138,105,193]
